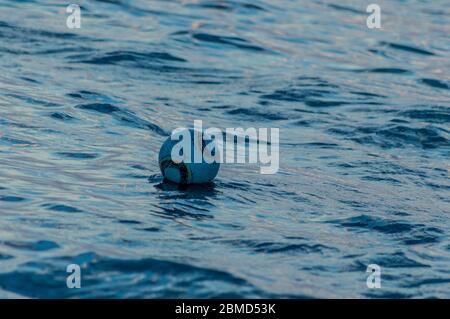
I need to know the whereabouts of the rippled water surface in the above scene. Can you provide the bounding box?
[0,0,449,298]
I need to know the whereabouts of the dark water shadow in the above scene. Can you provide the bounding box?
[154,178,219,200]
[147,176,220,221]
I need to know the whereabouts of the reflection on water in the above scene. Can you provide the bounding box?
[0,0,449,298]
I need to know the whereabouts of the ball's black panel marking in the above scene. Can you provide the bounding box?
[159,157,190,184]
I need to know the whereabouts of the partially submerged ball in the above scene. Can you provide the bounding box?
[158,129,220,184]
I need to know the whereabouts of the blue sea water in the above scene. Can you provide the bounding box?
[0,0,449,298]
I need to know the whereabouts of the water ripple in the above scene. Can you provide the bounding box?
[0,0,449,299]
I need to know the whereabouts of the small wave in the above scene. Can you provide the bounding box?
[330,215,444,245]
[42,204,83,213]
[2,240,59,252]
[330,124,449,149]
[380,41,436,56]
[419,78,449,90]
[260,77,339,103]
[0,195,26,202]
[193,1,265,12]
[50,112,76,122]
[0,253,272,298]
[399,106,450,124]
[355,68,411,74]
[56,152,99,160]
[76,103,120,114]
[226,107,288,120]
[224,239,338,254]
[327,3,363,15]
[75,103,167,136]
[77,51,186,64]
[368,252,429,268]
[192,33,267,52]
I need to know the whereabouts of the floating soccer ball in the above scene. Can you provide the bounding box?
[158,129,220,184]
